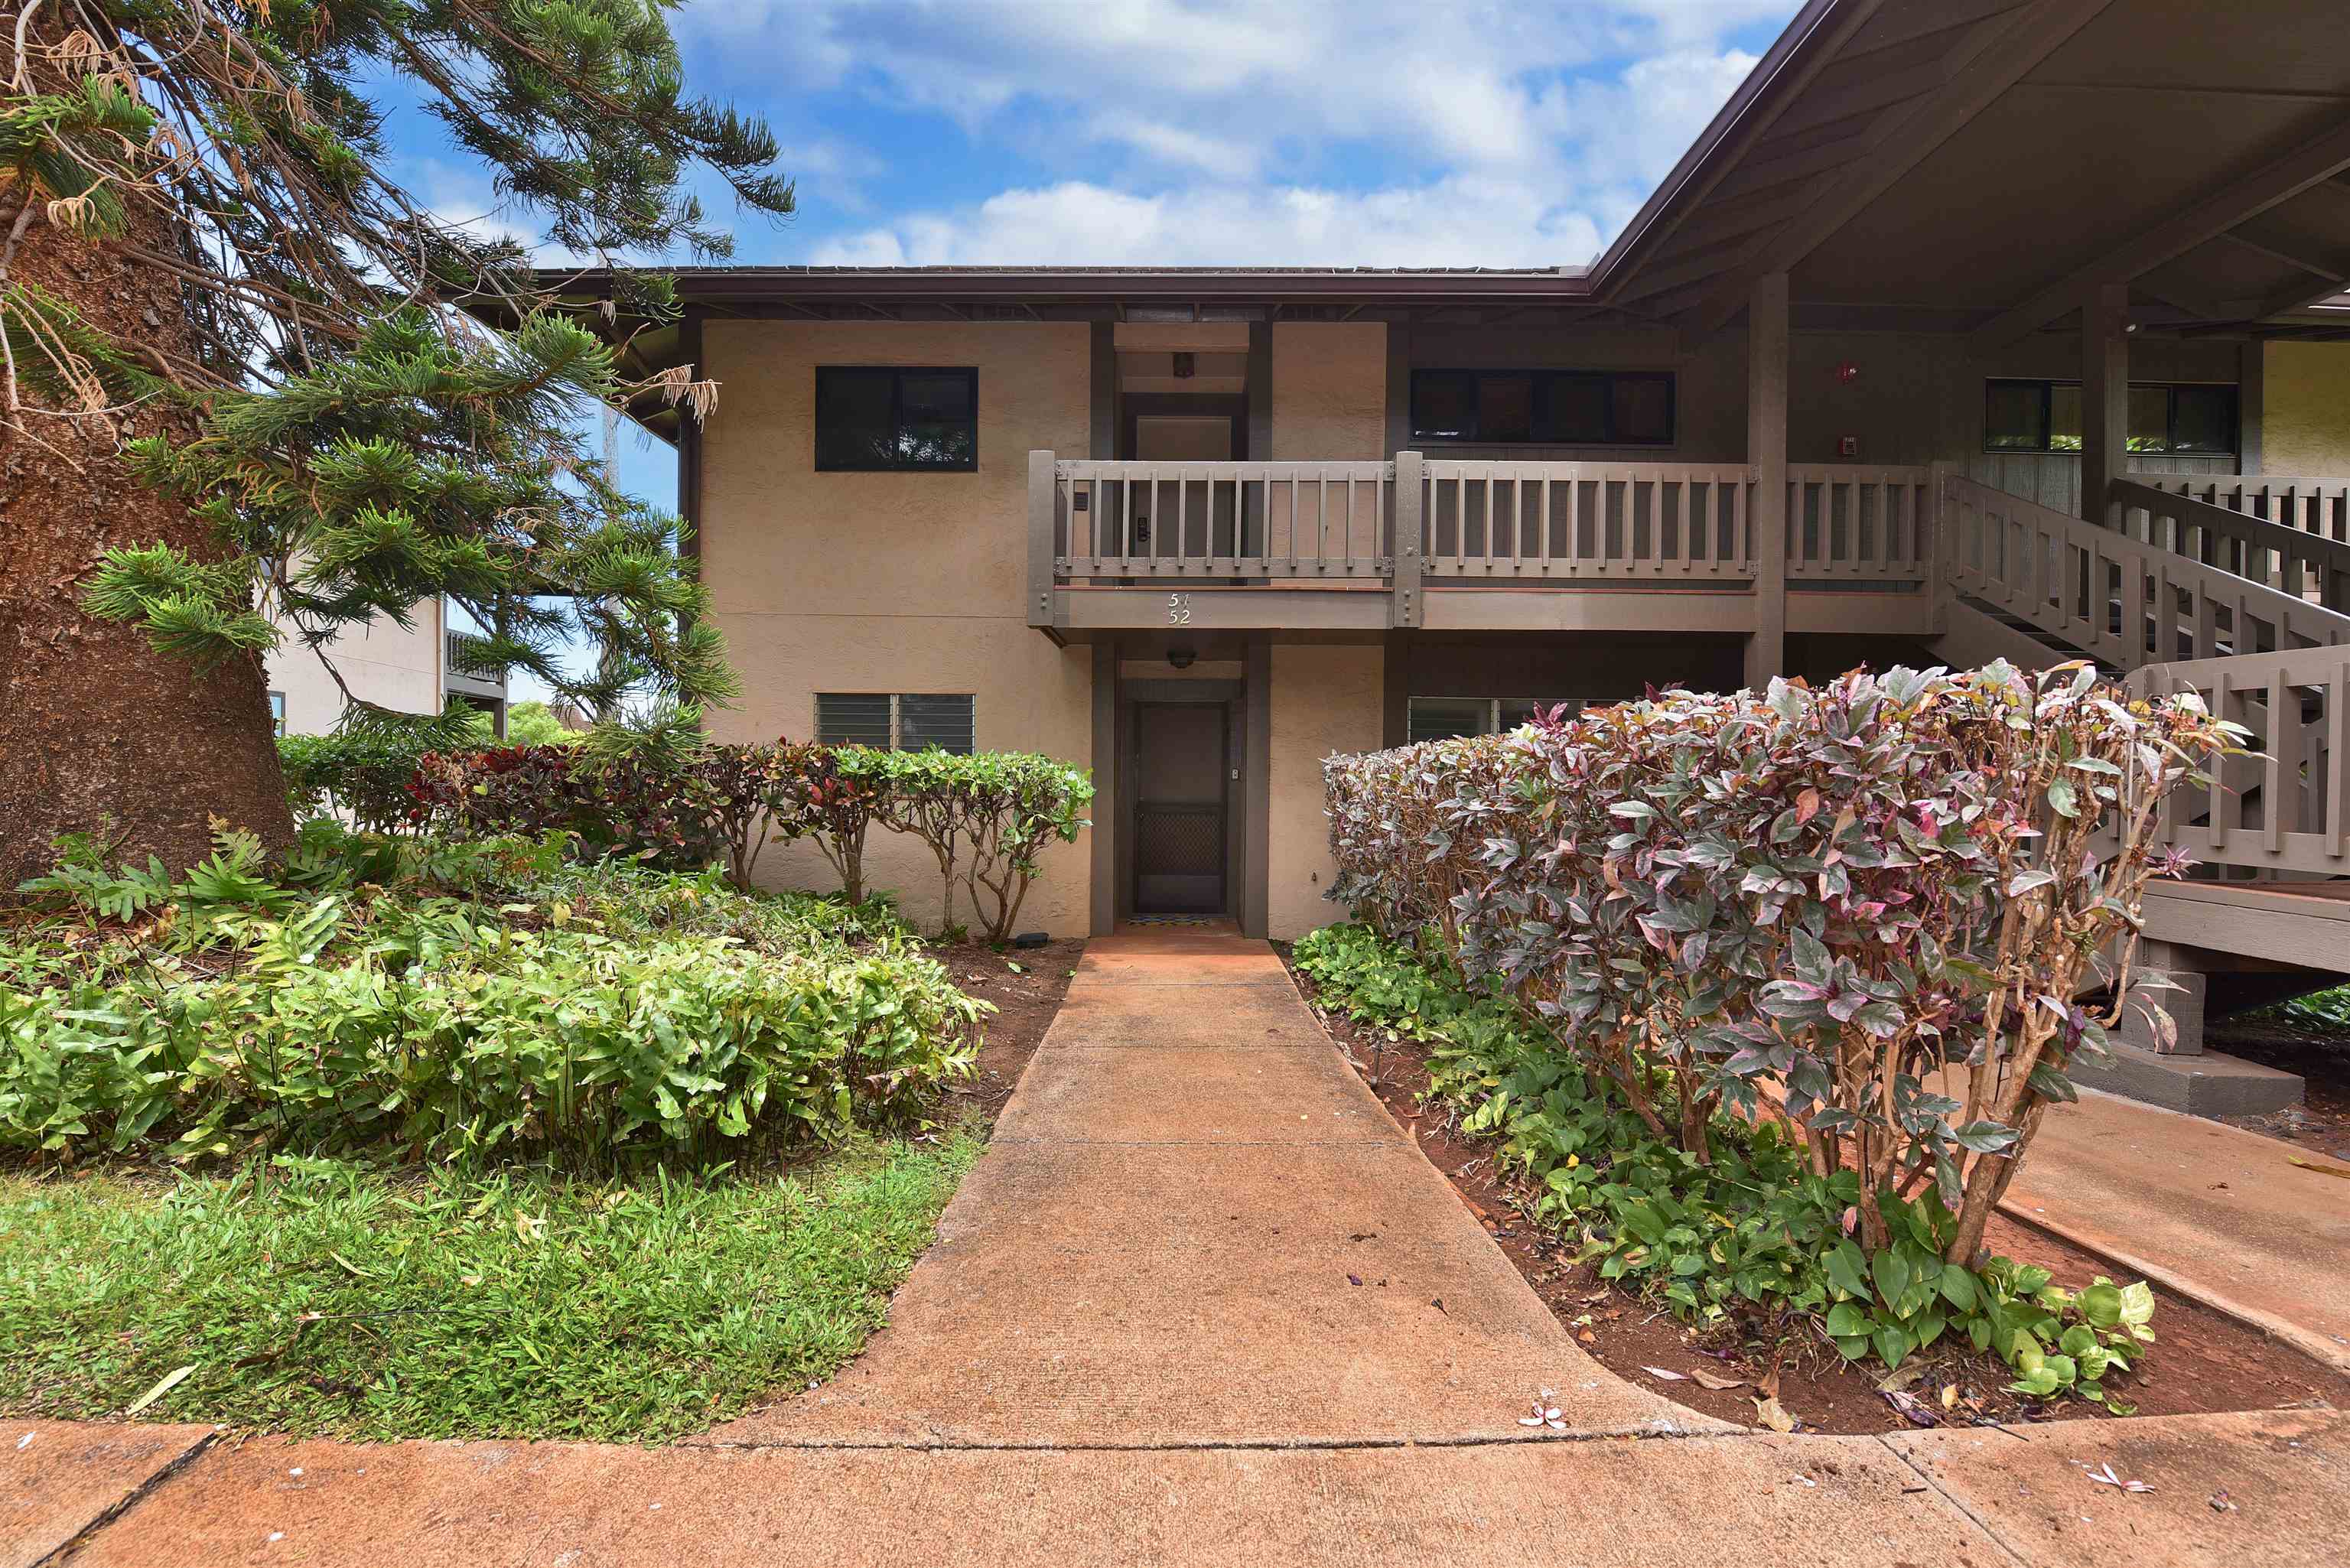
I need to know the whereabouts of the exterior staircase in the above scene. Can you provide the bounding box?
[1930,472,2350,1115]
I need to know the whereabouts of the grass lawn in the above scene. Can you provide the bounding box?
[0,1132,978,1443]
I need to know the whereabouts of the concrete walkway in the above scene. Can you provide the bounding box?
[705,928,1699,1449]
[1998,1086,2350,1371]
[8,932,2346,1566]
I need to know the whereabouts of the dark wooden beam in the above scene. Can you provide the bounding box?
[1970,117,2350,351]
[1688,0,2118,340]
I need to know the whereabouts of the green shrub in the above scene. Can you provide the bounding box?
[1295,923,2154,1409]
[399,734,1090,926]
[861,748,1094,941]
[1323,663,2235,1265]
[279,725,447,832]
[5,828,981,1167]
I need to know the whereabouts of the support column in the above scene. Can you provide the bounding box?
[2117,939,2207,1057]
[2238,340,2264,478]
[1242,636,1271,940]
[1027,449,1057,630]
[1744,272,1789,690]
[1089,642,1118,938]
[2080,281,2130,525]
[1391,449,1423,629]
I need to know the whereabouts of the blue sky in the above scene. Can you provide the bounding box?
[399,1,1800,693]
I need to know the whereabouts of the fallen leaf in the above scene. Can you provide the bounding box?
[1690,1368,1746,1391]
[2083,1462,2155,1495]
[124,1365,197,1417]
[1642,1366,1688,1382]
[1751,1395,1798,1433]
[2287,1156,2350,1181]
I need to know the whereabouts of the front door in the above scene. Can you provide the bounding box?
[1131,701,1229,914]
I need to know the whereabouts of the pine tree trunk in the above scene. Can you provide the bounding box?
[0,188,292,886]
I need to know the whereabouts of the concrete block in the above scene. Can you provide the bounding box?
[2069,1041,2303,1117]
[2118,955,2206,1056]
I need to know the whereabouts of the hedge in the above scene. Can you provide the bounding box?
[387,736,1091,941]
[1323,662,2236,1266]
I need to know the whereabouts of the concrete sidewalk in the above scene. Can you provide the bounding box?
[1999,1086,2350,1371]
[8,931,2345,1566]
[704,927,1701,1447]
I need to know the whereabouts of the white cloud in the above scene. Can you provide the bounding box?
[689,2,1791,172]
[685,1,1794,266]
[810,176,1603,268]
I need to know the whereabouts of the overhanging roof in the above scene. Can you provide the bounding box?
[1589,0,2350,344]
[508,0,2350,441]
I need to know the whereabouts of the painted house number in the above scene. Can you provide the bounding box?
[1167,593,1192,626]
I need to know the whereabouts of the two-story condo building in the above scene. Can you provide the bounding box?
[543,0,2350,1111]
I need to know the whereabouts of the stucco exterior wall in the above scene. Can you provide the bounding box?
[264,598,442,736]
[1271,323,1388,460]
[2262,341,2350,476]
[1266,641,1383,941]
[697,319,1096,935]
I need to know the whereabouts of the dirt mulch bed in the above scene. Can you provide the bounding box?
[1279,952,2350,1437]
[2209,1012,2350,1161]
[938,939,1085,1131]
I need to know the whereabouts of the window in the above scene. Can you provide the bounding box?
[1410,369,1674,446]
[269,691,287,738]
[816,693,975,753]
[815,366,978,470]
[1983,379,2236,455]
[1407,696,1593,743]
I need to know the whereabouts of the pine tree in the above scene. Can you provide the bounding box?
[0,0,792,881]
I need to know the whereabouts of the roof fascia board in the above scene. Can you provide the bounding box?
[588,270,1601,306]
[1587,0,1889,291]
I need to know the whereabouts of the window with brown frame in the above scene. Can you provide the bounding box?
[1409,369,1675,446]
[1983,379,2236,456]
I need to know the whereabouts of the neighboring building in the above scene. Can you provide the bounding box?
[265,595,507,737]
[547,0,2350,1109]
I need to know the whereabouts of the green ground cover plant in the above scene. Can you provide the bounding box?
[0,1134,976,1442]
[1295,923,2156,1409]
[2,825,981,1167]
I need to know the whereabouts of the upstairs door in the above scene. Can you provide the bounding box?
[1131,406,1244,561]
[1131,701,1229,915]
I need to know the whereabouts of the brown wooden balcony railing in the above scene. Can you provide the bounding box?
[1037,453,1940,591]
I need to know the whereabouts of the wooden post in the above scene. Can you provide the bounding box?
[1089,642,1117,936]
[1027,449,1058,630]
[2238,340,2264,479]
[1744,272,1789,689]
[1391,450,1424,628]
[2080,281,2130,527]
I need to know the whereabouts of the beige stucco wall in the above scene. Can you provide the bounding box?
[265,598,443,736]
[698,319,1096,935]
[2262,341,2350,476]
[1266,641,1383,941]
[1271,323,1388,460]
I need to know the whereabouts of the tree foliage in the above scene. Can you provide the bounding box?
[2,0,791,721]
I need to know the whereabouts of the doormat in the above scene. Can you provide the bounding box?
[1123,914,1228,926]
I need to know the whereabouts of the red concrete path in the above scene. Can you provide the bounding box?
[8,933,2344,1566]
